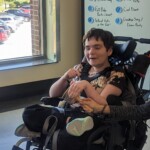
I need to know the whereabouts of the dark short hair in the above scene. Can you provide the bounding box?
[83,28,114,50]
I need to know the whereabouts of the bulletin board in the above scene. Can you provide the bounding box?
[82,0,150,39]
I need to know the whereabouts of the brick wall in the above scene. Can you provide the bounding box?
[30,0,41,55]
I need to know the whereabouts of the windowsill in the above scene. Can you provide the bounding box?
[0,58,57,71]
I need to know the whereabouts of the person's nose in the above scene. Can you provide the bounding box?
[88,47,95,54]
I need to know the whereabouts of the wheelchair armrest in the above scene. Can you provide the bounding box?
[40,96,64,106]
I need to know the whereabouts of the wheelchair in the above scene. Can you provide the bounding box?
[12,37,150,150]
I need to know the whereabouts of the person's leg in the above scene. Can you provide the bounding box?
[22,104,66,132]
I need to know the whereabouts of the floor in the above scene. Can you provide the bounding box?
[0,97,150,150]
[0,108,25,150]
[0,95,41,150]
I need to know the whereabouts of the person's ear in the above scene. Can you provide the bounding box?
[108,48,113,56]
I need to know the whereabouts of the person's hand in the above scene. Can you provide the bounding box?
[67,80,89,99]
[63,68,81,80]
[79,98,103,113]
[62,68,81,81]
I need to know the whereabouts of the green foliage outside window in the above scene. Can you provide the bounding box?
[0,0,30,10]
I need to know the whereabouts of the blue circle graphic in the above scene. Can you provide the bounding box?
[116,6,123,13]
[115,18,122,24]
[116,0,122,2]
[88,5,94,12]
[88,17,94,24]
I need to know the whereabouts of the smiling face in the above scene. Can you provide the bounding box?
[84,37,112,71]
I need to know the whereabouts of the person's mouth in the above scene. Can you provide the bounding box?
[89,57,96,61]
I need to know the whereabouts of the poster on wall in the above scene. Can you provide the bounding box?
[83,0,150,39]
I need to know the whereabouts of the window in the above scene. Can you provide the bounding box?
[0,0,60,70]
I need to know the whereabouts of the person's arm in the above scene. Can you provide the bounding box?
[68,67,126,105]
[49,75,69,98]
[110,101,150,120]
[80,98,150,120]
[68,80,108,105]
[49,68,81,97]
[68,81,122,105]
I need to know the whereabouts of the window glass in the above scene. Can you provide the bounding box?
[0,0,60,66]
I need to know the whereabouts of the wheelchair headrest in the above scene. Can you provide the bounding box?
[112,40,137,61]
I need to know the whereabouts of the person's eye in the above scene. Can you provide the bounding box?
[85,46,90,51]
[94,45,101,49]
